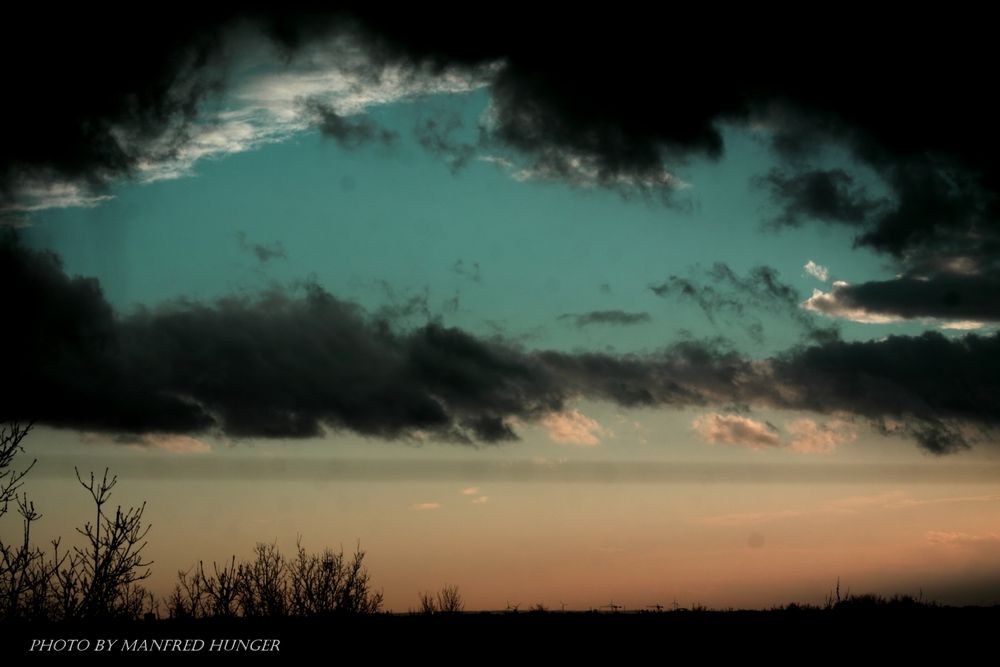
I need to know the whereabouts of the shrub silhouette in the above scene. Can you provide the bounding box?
[417,584,464,614]
[167,539,383,618]
[418,590,437,614]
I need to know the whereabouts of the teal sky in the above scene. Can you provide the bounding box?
[22,87,931,361]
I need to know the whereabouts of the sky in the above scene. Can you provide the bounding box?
[3,8,1000,611]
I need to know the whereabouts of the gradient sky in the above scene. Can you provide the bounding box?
[3,10,1000,611]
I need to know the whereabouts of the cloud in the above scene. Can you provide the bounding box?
[300,98,397,148]
[5,235,1000,453]
[802,282,902,324]
[926,531,1000,547]
[471,496,489,504]
[785,419,856,453]
[413,113,477,173]
[757,169,883,229]
[558,310,651,328]
[236,231,286,263]
[941,321,985,331]
[698,510,804,527]
[804,275,1000,325]
[451,259,482,284]
[691,414,781,450]
[804,261,829,282]
[411,502,441,510]
[489,148,685,199]
[700,493,1000,528]
[1,13,494,211]
[541,409,605,446]
[80,432,211,454]
[651,263,839,343]
[693,415,855,454]
[460,487,479,495]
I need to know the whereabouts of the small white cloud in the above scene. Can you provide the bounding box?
[691,414,781,450]
[542,409,605,446]
[411,502,441,511]
[477,155,515,169]
[460,487,480,496]
[471,496,489,504]
[804,260,829,282]
[785,419,857,454]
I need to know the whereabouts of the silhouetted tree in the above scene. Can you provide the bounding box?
[288,538,383,615]
[0,421,63,620]
[237,541,288,617]
[68,467,153,619]
[201,556,241,618]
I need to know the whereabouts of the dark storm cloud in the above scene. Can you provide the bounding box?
[558,311,651,328]
[770,333,1000,453]
[650,264,839,344]
[757,169,884,229]
[5,8,998,267]
[236,231,286,263]
[300,99,397,148]
[0,7,236,207]
[3,235,999,452]
[826,275,1000,323]
[1,233,556,442]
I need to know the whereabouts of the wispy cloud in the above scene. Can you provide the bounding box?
[411,502,441,511]
[137,53,494,184]
[925,530,1000,546]
[700,492,1000,527]
[558,310,651,328]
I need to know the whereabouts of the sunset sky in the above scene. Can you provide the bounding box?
[3,8,1000,612]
